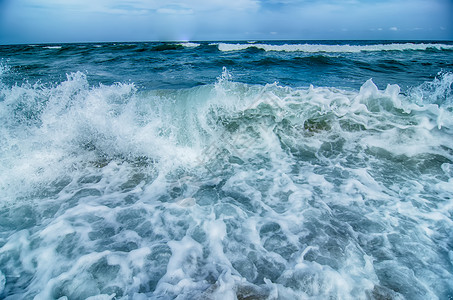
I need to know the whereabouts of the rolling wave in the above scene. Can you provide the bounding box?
[0,42,452,299]
[215,42,453,53]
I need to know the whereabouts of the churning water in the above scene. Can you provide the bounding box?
[0,41,452,299]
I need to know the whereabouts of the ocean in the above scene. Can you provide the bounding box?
[0,41,452,299]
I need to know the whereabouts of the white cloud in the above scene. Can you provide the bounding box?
[157,4,193,15]
[1,0,452,43]
[19,0,260,14]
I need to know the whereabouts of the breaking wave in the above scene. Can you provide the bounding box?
[215,42,453,53]
[0,66,452,299]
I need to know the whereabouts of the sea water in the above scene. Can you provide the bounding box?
[0,41,452,299]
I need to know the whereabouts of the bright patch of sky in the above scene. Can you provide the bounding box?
[0,0,451,43]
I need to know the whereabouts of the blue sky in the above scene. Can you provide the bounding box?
[0,0,451,44]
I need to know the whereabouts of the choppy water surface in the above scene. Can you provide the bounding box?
[0,41,452,299]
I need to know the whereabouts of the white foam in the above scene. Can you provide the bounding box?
[178,42,200,48]
[216,42,453,53]
[0,62,9,76]
[155,236,204,295]
[0,270,5,294]
[410,71,453,108]
[1,69,452,299]
[85,294,116,300]
[43,46,62,49]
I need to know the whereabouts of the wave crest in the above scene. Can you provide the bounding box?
[215,42,453,53]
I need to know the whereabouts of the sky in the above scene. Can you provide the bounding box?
[0,0,451,44]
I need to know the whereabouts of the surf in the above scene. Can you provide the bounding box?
[215,42,453,52]
[0,61,452,299]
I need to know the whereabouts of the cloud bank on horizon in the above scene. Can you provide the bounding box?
[0,0,451,43]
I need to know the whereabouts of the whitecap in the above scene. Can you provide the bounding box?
[178,42,200,48]
[43,46,62,49]
[216,42,453,53]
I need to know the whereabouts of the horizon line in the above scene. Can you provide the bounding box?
[1,38,453,46]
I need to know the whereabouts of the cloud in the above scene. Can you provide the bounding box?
[1,0,452,43]
[17,0,260,14]
[157,4,193,15]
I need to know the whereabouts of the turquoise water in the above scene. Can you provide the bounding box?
[0,41,452,299]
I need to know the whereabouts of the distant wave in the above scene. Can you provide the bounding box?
[178,42,201,48]
[42,46,62,49]
[215,42,453,53]
[151,42,200,51]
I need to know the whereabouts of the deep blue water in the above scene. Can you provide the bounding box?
[1,41,452,90]
[0,41,452,299]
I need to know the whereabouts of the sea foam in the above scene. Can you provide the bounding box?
[0,66,452,299]
[215,42,453,53]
